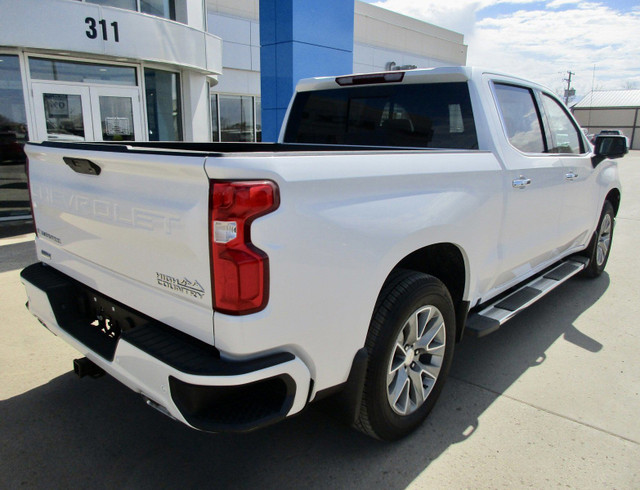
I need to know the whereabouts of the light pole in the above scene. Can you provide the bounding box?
[564,71,575,105]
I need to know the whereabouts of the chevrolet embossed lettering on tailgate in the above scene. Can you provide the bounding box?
[27,145,214,342]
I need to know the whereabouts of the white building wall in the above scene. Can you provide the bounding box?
[207,11,260,93]
[176,0,209,30]
[207,0,259,20]
[0,0,222,76]
[353,44,451,74]
[209,13,261,72]
[182,72,212,141]
[353,1,467,67]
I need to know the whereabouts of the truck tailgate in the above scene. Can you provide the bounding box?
[25,144,215,343]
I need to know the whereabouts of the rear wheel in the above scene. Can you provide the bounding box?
[355,270,455,440]
[583,201,615,278]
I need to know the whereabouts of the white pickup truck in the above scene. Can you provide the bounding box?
[21,67,628,440]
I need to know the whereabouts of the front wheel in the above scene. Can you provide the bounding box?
[355,271,456,440]
[582,201,615,278]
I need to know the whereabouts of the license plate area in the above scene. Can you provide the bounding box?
[58,284,151,361]
[61,285,152,361]
[22,264,152,361]
[79,290,145,356]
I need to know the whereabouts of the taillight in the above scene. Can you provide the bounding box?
[209,181,280,315]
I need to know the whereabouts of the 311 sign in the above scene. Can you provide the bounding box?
[85,17,120,42]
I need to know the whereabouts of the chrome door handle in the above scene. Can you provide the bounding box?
[512,177,531,189]
[565,172,578,181]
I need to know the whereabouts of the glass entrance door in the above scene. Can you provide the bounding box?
[89,86,143,142]
[32,84,91,142]
[32,83,143,142]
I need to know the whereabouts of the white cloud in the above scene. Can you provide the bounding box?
[370,1,640,96]
[546,0,580,8]
[371,0,539,35]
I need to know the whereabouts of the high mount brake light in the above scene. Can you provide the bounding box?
[335,72,405,86]
[209,181,280,315]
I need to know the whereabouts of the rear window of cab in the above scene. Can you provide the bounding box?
[284,82,479,149]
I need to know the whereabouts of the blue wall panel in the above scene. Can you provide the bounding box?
[260,0,354,141]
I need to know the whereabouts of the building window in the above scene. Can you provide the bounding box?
[144,68,182,141]
[141,0,176,19]
[29,58,137,86]
[255,97,262,142]
[84,0,176,21]
[220,95,253,142]
[86,0,137,11]
[211,94,220,142]
[0,54,30,219]
[210,94,261,142]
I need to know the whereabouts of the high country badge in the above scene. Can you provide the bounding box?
[156,272,205,299]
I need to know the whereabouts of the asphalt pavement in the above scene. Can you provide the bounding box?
[1,153,639,488]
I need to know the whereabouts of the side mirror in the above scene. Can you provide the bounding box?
[592,134,629,166]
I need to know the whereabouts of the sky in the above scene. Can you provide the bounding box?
[366,0,640,99]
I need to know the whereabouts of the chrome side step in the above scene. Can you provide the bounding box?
[465,257,588,338]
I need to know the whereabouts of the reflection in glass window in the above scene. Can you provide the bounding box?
[211,94,261,142]
[99,96,134,141]
[86,0,136,10]
[29,58,137,86]
[141,0,176,19]
[494,83,545,153]
[219,95,254,142]
[541,94,582,154]
[255,97,262,142]
[145,68,182,141]
[43,94,86,141]
[211,94,219,142]
[0,55,30,219]
[86,0,176,20]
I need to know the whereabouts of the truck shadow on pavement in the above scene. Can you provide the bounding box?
[0,274,610,489]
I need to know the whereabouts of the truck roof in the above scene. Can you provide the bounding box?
[295,66,553,94]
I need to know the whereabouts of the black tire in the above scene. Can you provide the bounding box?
[355,270,456,441]
[582,201,615,278]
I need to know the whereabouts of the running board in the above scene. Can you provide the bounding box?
[465,257,588,338]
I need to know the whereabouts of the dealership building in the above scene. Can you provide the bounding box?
[0,0,467,221]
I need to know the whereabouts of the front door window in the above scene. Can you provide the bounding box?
[540,94,583,154]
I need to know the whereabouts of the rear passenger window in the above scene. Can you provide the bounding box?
[494,83,545,153]
[540,94,583,154]
[284,82,478,149]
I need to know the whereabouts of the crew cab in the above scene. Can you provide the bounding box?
[21,67,627,440]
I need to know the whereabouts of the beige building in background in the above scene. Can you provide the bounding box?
[573,89,640,150]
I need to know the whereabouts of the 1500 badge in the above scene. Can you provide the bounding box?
[156,273,205,299]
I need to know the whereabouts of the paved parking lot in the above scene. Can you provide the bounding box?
[1,153,639,488]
